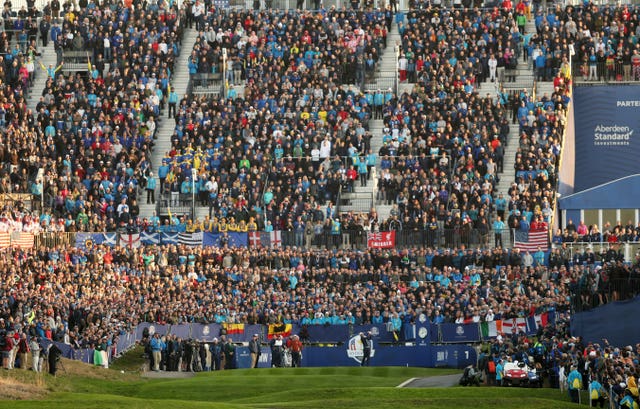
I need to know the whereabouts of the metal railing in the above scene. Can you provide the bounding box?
[61,50,92,72]
[158,193,194,219]
[363,70,398,94]
[337,191,374,214]
[570,278,640,313]
[571,61,640,83]
[16,227,516,251]
[226,0,355,10]
[189,72,224,97]
[552,241,640,263]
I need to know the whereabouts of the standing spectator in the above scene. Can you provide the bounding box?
[249,334,261,368]
[270,335,284,367]
[567,364,582,403]
[150,333,164,372]
[29,337,41,372]
[496,358,504,386]
[18,333,30,370]
[224,338,236,369]
[146,173,156,205]
[493,216,505,247]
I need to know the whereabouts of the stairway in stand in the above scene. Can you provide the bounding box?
[27,42,57,112]
[339,18,402,222]
[139,28,200,220]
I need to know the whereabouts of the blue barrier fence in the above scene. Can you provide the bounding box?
[42,312,556,369]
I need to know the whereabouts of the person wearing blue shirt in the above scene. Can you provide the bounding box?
[589,379,606,408]
[168,86,178,118]
[150,334,165,371]
[496,359,504,386]
[493,216,506,247]
[358,159,368,187]
[146,172,156,204]
[567,365,582,403]
[533,248,545,266]
[432,309,444,324]
[157,162,170,193]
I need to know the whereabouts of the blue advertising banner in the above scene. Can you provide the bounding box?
[573,86,640,193]
[168,324,191,339]
[439,323,480,343]
[302,344,432,367]
[432,345,478,368]
[305,324,350,343]
[191,323,221,341]
[136,323,169,339]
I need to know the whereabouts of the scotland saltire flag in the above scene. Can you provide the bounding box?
[161,232,179,245]
[140,231,160,245]
[102,233,117,247]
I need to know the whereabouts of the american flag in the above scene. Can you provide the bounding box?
[0,232,10,249]
[10,232,34,249]
[514,228,549,252]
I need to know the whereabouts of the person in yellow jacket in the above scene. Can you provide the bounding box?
[218,218,228,232]
[247,217,258,231]
[202,216,215,232]
[627,371,639,399]
[227,217,239,232]
[238,220,248,232]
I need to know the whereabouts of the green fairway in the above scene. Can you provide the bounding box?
[0,364,582,409]
[0,350,584,409]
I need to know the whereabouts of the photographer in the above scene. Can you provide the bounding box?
[47,343,62,376]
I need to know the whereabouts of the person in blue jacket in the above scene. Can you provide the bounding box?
[567,364,582,403]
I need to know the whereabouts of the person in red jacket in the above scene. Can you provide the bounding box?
[286,335,303,368]
[3,330,15,369]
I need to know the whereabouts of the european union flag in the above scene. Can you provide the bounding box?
[75,233,105,250]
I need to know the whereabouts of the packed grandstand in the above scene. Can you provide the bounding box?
[0,0,640,404]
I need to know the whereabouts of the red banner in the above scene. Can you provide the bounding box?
[367,231,396,249]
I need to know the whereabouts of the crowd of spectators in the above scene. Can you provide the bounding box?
[533,4,640,82]
[0,0,183,233]
[479,319,640,408]
[0,239,638,369]
[158,8,391,231]
[369,7,514,238]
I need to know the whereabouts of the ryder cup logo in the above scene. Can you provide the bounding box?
[456,326,464,336]
[148,325,156,335]
[202,326,210,336]
[346,335,375,364]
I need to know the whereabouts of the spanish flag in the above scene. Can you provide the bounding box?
[268,323,292,339]
[223,323,245,335]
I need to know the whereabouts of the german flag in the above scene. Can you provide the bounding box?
[268,323,292,340]
[223,323,245,335]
